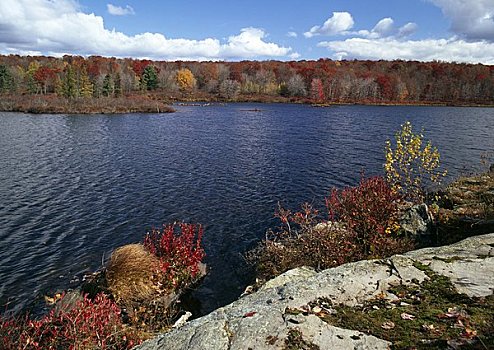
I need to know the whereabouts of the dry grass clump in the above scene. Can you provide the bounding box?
[106,244,160,305]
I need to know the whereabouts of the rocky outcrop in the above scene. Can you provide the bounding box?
[136,234,494,350]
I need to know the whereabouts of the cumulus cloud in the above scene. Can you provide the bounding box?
[287,31,298,38]
[429,0,494,41]
[221,27,291,58]
[304,12,354,38]
[397,22,418,38]
[356,18,417,39]
[0,0,291,60]
[318,37,494,64]
[107,4,135,16]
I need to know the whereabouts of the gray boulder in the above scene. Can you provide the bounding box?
[399,203,434,237]
[136,233,494,350]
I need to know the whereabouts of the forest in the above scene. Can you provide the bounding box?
[0,54,493,111]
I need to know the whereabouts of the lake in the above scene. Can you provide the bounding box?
[0,103,493,315]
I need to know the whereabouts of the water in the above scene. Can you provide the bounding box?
[0,104,493,315]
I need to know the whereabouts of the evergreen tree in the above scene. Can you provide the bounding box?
[114,72,122,97]
[63,65,78,98]
[54,76,64,97]
[0,64,12,93]
[142,65,158,90]
[102,74,114,97]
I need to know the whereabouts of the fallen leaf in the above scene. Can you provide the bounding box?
[381,321,395,330]
[401,312,416,320]
[243,311,257,318]
[44,293,62,305]
[462,327,477,339]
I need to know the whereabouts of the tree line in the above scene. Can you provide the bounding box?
[0,54,493,104]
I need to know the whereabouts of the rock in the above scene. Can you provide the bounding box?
[260,266,317,291]
[404,233,494,297]
[136,233,494,350]
[399,203,434,237]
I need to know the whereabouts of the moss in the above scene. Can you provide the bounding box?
[284,329,320,350]
[412,260,431,272]
[317,267,494,349]
[432,255,466,263]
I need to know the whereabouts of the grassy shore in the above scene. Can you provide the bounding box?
[0,94,174,114]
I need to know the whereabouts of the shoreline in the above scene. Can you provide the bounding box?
[0,93,493,115]
[0,95,175,114]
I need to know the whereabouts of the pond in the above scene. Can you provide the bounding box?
[0,103,493,315]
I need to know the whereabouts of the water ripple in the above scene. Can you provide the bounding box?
[0,105,493,315]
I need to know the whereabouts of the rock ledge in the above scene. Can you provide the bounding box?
[136,233,494,350]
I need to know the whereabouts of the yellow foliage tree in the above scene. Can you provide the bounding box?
[384,121,447,201]
[176,68,196,93]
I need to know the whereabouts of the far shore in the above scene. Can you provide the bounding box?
[0,93,493,115]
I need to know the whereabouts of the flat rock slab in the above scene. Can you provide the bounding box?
[136,233,494,350]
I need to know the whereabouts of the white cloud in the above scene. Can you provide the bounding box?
[318,37,494,64]
[372,18,394,37]
[0,0,292,60]
[355,18,417,39]
[287,31,298,38]
[304,12,354,38]
[221,27,291,58]
[397,22,418,38]
[289,52,301,60]
[429,0,494,41]
[107,4,135,16]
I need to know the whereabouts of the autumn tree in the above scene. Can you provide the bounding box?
[219,79,241,100]
[79,67,94,98]
[384,121,447,201]
[34,66,58,94]
[158,68,178,91]
[310,78,325,101]
[287,74,307,97]
[176,68,196,93]
[26,61,41,94]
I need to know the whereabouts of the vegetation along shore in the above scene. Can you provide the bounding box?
[0,55,493,114]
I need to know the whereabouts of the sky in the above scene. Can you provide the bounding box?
[0,0,493,63]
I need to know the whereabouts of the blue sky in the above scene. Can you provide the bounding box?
[0,0,493,63]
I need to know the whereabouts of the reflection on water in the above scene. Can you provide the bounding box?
[0,104,492,315]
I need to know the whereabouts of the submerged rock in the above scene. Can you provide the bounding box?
[136,233,494,350]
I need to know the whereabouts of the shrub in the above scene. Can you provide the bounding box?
[325,176,403,255]
[249,176,415,283]
[384,121,447,201]
[0,293,139,350]
[250,225,362,282]
[143,222,205,291]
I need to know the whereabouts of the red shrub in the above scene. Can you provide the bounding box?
[143,223,205,290]
[326,176,402,254]
[0,293,139,349]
